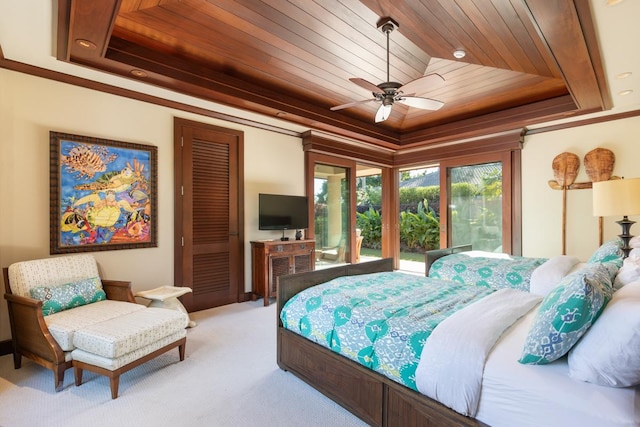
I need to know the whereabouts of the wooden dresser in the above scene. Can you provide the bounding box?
[250,239,315,306]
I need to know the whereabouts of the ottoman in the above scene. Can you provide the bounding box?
[71,307,188,398]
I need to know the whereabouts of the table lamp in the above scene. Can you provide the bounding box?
[592,177,640,258]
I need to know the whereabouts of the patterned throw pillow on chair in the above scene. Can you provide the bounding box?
[29,277,106,316]
[518,263,615,365]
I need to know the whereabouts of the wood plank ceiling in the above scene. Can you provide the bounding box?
[57,0,608,150]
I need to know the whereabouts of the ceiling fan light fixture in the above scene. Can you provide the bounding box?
[375,102,393,123]
[330,17,445,122]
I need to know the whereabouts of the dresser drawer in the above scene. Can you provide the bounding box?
[266,242,313,254]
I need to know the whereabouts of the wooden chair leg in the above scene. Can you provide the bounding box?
[110,375,120,399]
[12,351,22,369]
[54,363,67,392]
[178,342,186,361]
[74,365,83,386]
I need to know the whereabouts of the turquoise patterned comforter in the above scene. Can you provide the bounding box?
[280,271,494,390]
[429,253,548,291]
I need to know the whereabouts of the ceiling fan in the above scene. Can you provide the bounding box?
[331,18,445,123]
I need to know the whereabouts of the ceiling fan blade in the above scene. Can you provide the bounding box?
[375,103,393,123]
[330,98,377,111]
[398,96,444,110]
[399,73,445,96]
[349,78,383,94]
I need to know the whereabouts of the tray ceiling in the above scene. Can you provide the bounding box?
[57,0,609,149]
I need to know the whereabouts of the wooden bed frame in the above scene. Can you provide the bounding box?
[276,258,486,427]
[425,244,472,276]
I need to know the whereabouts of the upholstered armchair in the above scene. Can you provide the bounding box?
[3,255,137,391]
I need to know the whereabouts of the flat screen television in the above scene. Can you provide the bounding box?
[258,193,309,233]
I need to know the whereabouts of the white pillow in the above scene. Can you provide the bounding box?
[568,281,640,387]
[614,253,640,289]
[630,236,640,248]
[529,255,580,296]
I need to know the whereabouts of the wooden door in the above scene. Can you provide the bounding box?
[305,152,356,264]
[174,118,244,312]
[439,151,516,254]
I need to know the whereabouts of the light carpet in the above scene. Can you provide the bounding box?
[0,300,368,427]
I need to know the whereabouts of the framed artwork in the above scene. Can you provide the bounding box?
[50,131,158,254]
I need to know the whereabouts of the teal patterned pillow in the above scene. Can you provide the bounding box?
[588,239,623,266]
[29,277,106,316]
[518,263,614,365]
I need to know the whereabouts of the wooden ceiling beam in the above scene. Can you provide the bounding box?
[523,0,608,110]
[399,95,578,147]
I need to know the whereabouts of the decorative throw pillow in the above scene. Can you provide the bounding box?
[29,276,106,316]
[587,239,623,266]
[518,263,614,365]
[568,281,640,387]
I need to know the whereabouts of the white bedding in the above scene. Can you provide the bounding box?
[529,255,581,295]
[475,308,640,427]
[415,259,639,426]
[422,251,638,425]
[415,289,541,416]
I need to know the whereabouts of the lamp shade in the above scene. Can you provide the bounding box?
[592,177,640,217]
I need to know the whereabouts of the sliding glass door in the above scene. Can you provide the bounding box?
[395,151,515,275]
[314,163,350,265]
[449,162,503,252]
[441,151,515,254]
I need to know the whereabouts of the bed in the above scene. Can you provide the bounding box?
[425,244,576,294]
[276,242,640,427]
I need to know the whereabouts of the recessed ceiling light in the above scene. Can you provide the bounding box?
[606,0,625,6]
[75,39,96,50]
[453,50,466,59]
[131,69,147,78]
[617,72,632,79]
[619,89,633,96]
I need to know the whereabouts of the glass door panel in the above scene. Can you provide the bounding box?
[314,164,350,266]
[397,166,440,274]
[449,162,503,252]
[355,165,382,263]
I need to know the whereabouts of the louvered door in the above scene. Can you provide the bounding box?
[174,118,244,312]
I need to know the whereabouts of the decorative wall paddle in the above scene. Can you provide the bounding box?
[552,152,580,255]
[548,148,618,190]
[548,148,619,250]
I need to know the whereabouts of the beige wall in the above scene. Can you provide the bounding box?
[2,68,639,342]
[522,115,640,259]
[0,69,304,341]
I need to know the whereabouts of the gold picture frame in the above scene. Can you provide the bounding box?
[50,131,158,254]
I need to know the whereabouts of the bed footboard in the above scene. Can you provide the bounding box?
[425,244,472,276]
